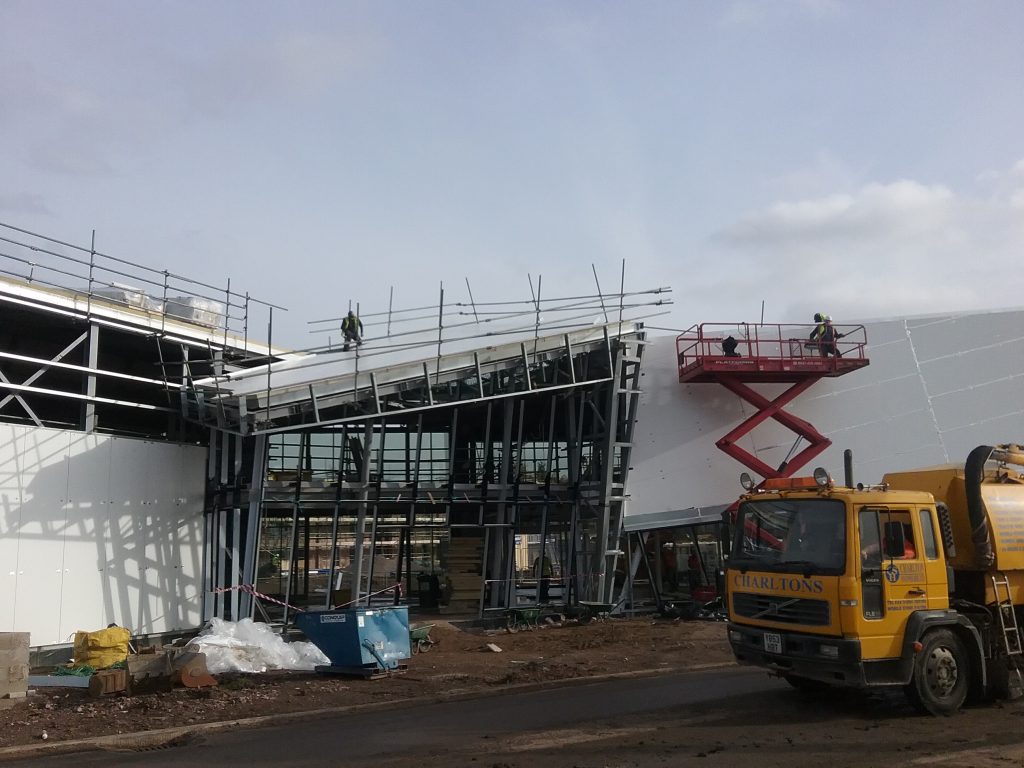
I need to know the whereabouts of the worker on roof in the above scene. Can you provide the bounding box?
[341,310,364,352]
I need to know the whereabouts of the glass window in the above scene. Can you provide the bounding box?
[900,522,916,559]
[919,509,939,560]
[859,509,882,569]
[858,508,884,619]
[732,498,846,574]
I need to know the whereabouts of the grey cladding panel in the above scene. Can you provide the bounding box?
[855,337,920,383]
[908,312,1022,362]
[864,319,910,346]
[930,377,1024,432]
[919,341,1024,396]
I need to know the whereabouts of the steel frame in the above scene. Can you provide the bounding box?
[201,326,648,624]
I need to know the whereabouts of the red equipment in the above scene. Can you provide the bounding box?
[676,323,869,481]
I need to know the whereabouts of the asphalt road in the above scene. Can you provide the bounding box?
[4,667,782,767]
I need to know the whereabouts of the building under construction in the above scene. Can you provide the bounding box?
[198,279,661,624]
[0,222,666,643]
[3,220,1022,648]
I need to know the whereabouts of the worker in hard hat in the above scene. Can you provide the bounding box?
[807,312,829,354]
[819,316,845,358]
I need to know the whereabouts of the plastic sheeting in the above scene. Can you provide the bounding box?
[188,618,329,674]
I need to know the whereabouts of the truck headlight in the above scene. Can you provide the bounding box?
[819,644,839,659]
[729,630,743,643]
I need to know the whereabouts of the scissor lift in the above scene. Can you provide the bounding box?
[676,323,869,480]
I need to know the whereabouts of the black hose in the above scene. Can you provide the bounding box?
[965,445,995,568]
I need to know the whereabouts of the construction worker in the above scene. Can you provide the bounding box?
[819,316,844,358]
[341,310,364,352]
[808,312,827,346]
[807,312,834,355]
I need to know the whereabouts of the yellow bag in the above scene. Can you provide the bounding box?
[73,627,130,669]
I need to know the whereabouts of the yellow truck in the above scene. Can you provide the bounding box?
[725,444,1024,714]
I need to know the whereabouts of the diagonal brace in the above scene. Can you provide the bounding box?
[715,376,830,479]
[0,331,89,412]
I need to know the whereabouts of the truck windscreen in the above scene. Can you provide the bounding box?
[731,498,846,575]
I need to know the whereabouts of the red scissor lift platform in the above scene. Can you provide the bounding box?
[676,323,869,480]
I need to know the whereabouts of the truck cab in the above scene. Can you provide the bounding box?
[725,473,988,714]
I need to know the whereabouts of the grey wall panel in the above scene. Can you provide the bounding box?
[856,338,919,383]
[939,413,1024,450]
[931,378,1024,432]
[0,425,24,631]
[907,311,1022,362]
[861,319,909,346]
[176,447,206,630]
[920,343,1024,397]
[12,428,71,645]
[627,309,1024,521]
[0,423,207,646]
[106,436,153,634]
[59,433,110,642]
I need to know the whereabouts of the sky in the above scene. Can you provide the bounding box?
[2,0,1023,348]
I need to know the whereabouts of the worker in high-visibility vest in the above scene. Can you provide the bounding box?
[807,312,828,354]
[819,316,844,357]
[341,310,364,352]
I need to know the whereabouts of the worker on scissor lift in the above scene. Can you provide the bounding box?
[819,316,845,357]
[807,312,839,356]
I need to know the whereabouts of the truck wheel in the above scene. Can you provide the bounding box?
[905,629,969,715]
[784,674,830,694]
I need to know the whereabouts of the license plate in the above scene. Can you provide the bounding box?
[763,632,783,654]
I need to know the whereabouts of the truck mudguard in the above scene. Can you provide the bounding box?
[902,610,987,690]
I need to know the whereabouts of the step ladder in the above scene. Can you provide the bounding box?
[991,572,1024,695]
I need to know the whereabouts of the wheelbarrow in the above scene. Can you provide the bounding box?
[505,606,542,633]
[409,624,437,654]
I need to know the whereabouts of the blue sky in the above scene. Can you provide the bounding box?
[2,1,1023,346]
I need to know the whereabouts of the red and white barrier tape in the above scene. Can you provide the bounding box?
[211,584,306,613]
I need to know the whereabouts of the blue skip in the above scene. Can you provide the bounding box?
[294,606,411,677]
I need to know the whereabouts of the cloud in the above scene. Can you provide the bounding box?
[707,167,1024,323]
[181,31,377,118]
[0,194,52,216]
[721,181,956,248]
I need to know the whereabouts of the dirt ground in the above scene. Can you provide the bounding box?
[0,616,732,750]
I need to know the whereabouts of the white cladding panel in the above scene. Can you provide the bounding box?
[12,429,70,645]
[0,423,206,645]
[628,309,1024,521]
[59,433,109,643]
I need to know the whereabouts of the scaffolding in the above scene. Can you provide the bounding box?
[201,276,670,623]
[0,220,281,438]
[0,218,674,627]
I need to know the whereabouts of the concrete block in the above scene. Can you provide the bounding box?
[0,634,29,653]
[0,633,30,699]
